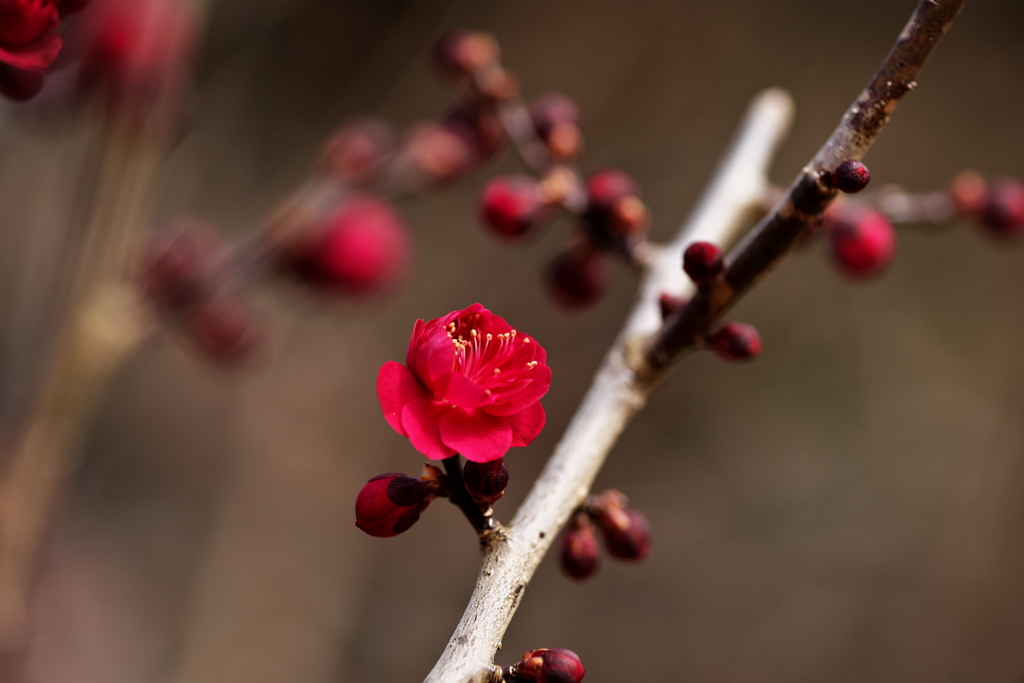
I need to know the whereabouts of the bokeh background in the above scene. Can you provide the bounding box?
[3,0,1024,681]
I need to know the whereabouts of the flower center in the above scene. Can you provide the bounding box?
[446,319,535,385]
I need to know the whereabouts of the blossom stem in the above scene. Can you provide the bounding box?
[442,456,497,536]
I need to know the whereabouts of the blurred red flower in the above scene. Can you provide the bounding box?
[377,303,550,463]
[0,0,62,73]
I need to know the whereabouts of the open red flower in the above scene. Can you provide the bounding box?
[377,303,550,463]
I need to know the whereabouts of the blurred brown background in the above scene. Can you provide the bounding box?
[3,0,1024,681]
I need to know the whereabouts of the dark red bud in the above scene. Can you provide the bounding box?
[609,196,649,236]
[137,220,222,310]
[478,176,545,240]
[80,0,197,109]
[657,293,688,321]
[949,171,989,215]
[323,118,395,185]
[529,93,580,137]
[476,67,518,100]
[825,206,895,278]
[530,94,582,160]
[544,244,609,310]
[589,490,650,562]
[545,123,584,162]
[706,322,762,362]
[829,160,871,194]
[462,459,509,507]
[183,295,263,367]
[585,168,638,212]
[682,241,724,287]
[282,196,410,296]
[0,64,45,102]
[404,122,477,187]
[431,30,499,78]
[978,177,1024,238]
[355,473,433,538]
[509,648,586,683]
[558,513,601,582]
[444,98,506,162]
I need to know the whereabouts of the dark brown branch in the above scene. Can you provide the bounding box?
[645,0,968,373]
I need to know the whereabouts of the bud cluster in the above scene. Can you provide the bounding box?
[355,465,448,538]
[433,31,650,312]
[950,172,1024,239]
[355,458,511,538]
[137,220,264,366]
[557,490,650,582]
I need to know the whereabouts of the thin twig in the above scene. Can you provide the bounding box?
[423,87,794,683]
[646,0,967,372]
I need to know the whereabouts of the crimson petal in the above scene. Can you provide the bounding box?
[402,398,456,460]
[439,409,513,463]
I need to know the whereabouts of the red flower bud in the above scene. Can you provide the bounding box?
[825,206,895,278]
[431,30,499,78]
[949,171,988,215]
[706,322,762,362]
[530,93,580,138]
[508,648,586,683]
[444,97,506,163]
[558,513,600,582]
[183,295,264,367]
[283,196,410,296]
[0,62,44,101]
[530,94,583,161]
[462,459,509,507]
[355,473,434,538]
[589,490,650,562]
[657,293,687,321]
[323,118,395,185]
[585,168,637,212]
[478,175,545,240]
[79,0,196,112]
[137,220,222,310]
[682,241,724,287]
[404,121,477,187]
[544,244,608,310]
[978,177,1024,238]
[828,160,871,194]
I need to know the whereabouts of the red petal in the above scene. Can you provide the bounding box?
[439,409,513,463]
[444,372,491,409]
[0,33,61,72]
[421,329,456,397]
[402,398,455,460]
[506,401,546,447]
[405,318,425,367]
[377,361,428,437]
[484,364,551,416]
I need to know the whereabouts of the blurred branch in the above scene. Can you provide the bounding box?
[646,0,967,372]
[0,115,164,678]
[424,87,794,683]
